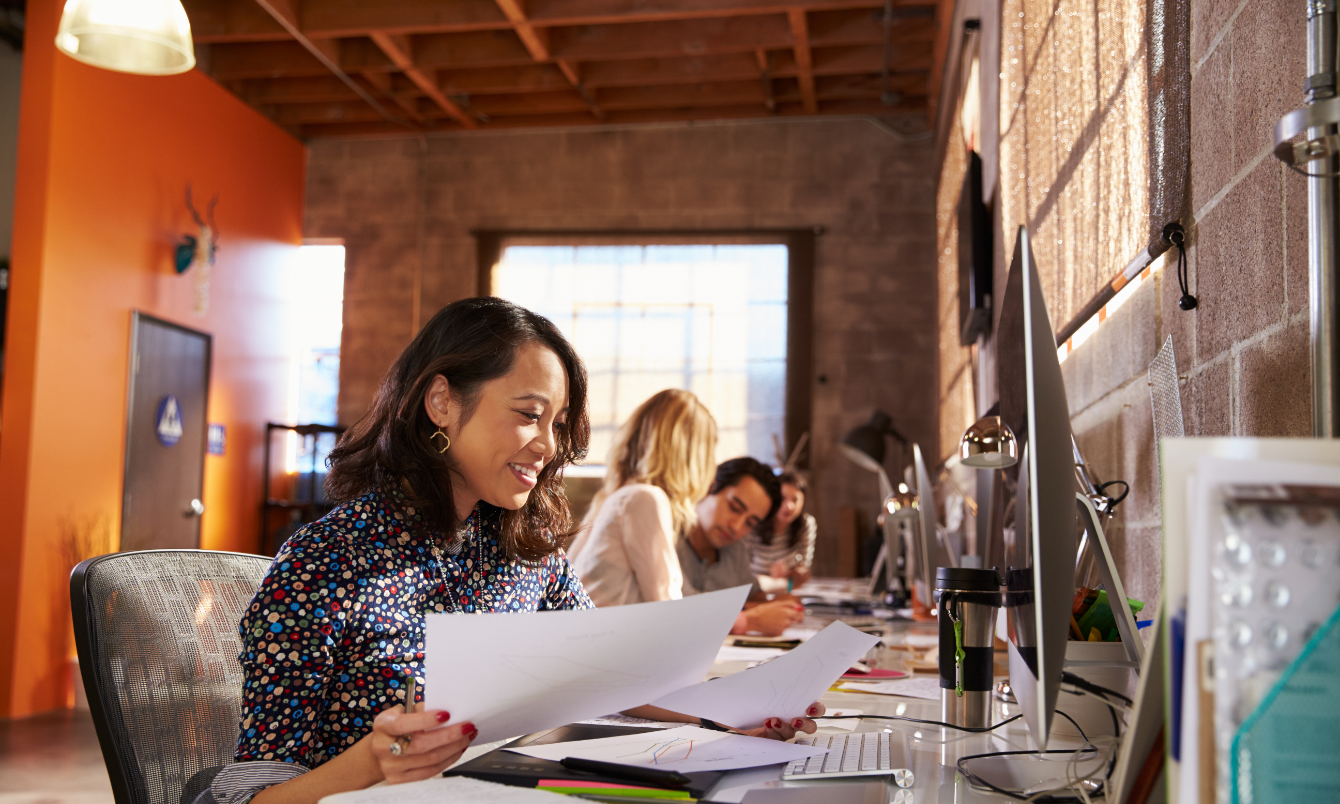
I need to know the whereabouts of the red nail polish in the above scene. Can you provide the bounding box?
[464,723,479,740]
[436,711,451,723]
[792,718,804,728]
[807,706,818,716]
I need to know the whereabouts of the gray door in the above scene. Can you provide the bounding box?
[121,313,212,551]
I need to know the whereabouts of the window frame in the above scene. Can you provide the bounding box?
[473,228,817,468]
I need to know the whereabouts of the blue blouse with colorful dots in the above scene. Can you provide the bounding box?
[232,487,592,770]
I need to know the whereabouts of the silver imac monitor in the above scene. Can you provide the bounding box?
[1000,225,1077,749]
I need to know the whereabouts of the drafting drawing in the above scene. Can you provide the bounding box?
[618,736,697,765]
[507,726,828,774]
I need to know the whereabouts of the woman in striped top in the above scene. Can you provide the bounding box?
[744,470,816,589]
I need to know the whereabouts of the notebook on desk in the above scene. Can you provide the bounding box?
[444,723,728,799]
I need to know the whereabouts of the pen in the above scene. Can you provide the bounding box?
[391,677,417,756]
[559,757,691,788]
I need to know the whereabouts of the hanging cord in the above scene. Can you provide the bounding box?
[1163,222,1197,310]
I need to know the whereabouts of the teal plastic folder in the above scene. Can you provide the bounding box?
[1230,602,1340,804]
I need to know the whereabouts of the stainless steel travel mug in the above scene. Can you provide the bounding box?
[936,567,1002,729]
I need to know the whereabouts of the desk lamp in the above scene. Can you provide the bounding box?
[959,415,1018,468]
[841,411,909,599]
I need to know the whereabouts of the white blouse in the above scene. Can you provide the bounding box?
[567,483,684,607]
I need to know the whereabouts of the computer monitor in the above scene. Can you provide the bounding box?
[999,225,1077,749]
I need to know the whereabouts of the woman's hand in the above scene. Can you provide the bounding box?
[789,567,812,587]
[740,702,826,740]
[741,599,804,636]
[369,705,478,784]
[768,559,790,578]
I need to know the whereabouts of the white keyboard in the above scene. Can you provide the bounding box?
[784,731,915,787]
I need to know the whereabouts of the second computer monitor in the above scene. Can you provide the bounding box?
[1001,225,1078,749]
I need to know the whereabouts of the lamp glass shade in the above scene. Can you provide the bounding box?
[57,0,196,76]
[959,415,1018,468]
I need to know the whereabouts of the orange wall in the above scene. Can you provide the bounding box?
[0,0,306,717]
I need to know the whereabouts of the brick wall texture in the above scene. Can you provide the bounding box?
[304,118,940,577]
[1051,0,1310,611]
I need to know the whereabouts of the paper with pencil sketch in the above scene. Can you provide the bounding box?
[505,725,829,774]
[425,585,750,743]
[649,621,881,730]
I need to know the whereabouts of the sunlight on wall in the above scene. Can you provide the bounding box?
[285,244,344,471]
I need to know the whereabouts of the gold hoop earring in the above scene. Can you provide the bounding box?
[430,428,450,454]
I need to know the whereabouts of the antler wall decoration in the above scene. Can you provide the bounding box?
[175,184,219,316]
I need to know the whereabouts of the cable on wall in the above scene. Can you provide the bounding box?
[1163,222,1196,310]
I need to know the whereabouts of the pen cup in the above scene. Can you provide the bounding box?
[936,567,1001,730]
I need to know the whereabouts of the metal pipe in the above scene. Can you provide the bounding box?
[1308,0,1340,436]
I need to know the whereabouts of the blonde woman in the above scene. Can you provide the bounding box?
[568,389,717,607]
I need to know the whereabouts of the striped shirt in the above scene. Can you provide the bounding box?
[743,514,816,577]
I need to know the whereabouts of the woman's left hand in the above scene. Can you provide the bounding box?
[739,702,825,740]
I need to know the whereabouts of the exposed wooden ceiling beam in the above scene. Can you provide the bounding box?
[439,64,574,94]
[361,70,427,121]
[248,0,414,128]
[597,79,767,110]
[788,8,817,114]
[302,0,508,37]
[369,32,478,128]
[184,0,289,42]
[287,0,904,39]
[756,48,777,112]
[550,14,794,61]
[492,0,603,121]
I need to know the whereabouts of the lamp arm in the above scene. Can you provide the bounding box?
[876,466,894,501]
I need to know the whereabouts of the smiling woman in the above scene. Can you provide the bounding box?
[324,296,591,560]
[206,298,824,804]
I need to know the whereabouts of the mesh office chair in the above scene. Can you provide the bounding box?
[71,550,272,804]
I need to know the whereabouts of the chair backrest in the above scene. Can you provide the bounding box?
[71,549,272,804]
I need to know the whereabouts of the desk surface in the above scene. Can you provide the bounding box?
[703,614,1105,803]
[449,605,1108,803]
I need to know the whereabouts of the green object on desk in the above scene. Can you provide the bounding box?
[1074,590,1144,642]
[953,619,965,697]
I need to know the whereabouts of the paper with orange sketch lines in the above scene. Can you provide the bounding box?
[505,726,828,773]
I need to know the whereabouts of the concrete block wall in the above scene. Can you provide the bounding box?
[304,118,940,576]
[1056,0,1310,611]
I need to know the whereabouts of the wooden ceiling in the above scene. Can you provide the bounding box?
[183,0,939,138]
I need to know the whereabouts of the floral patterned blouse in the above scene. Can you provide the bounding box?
[209,488,592,804]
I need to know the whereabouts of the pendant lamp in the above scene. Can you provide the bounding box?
[56,0,195,76]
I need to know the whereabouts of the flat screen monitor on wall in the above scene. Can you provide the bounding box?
[958,151,993,345]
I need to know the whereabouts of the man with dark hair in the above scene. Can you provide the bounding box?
[678,457,803,635]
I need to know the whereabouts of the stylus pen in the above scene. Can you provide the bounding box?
[559,757,691,788]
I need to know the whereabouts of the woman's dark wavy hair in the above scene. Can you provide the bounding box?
[325,297,590,561]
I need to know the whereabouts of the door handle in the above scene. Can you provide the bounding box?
[185,499,205,517]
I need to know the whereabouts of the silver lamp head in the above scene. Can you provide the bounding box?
[959,415,1018,468]
[883,483,920,519]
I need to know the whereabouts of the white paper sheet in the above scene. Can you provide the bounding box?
[577,713,681,729]
[320,776,567,804]
[425,585,749,743]
[838,676,943,700]
[505,725,829,774]
[649,621,880,730]
[715,645,787,663]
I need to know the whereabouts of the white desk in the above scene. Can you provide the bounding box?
[702,621,1104,803]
